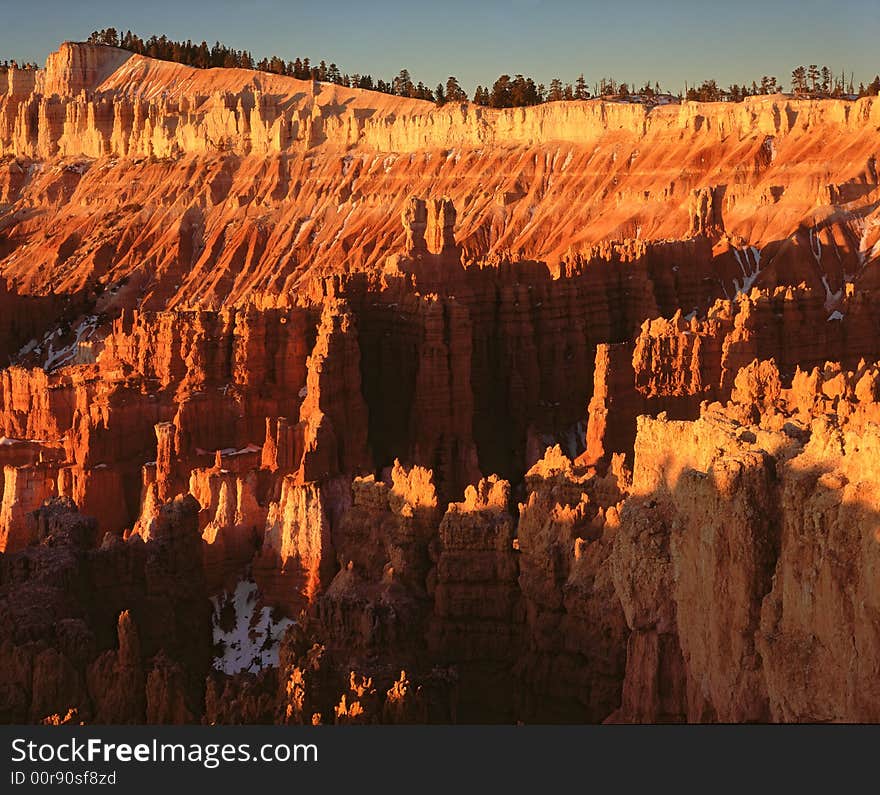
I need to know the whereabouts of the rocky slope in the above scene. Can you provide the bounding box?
[1,41,880,724]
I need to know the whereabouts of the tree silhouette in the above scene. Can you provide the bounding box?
[547,78,564,102]
[445,76,468,103]
[84,28,873,108]
[489,74,512,107]
[393,69,413,97]
[686,79,720,102]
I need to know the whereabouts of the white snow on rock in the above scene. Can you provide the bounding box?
[211,579,293,675]
[820,274,843,311]
[856,216,880,266]
[17,338,38,357]
[196,444,261,458]
[228,444,261,456]
[561,419,587,459]
[42,315,99,371]
[828,310,844,321]
[731,246,762,298]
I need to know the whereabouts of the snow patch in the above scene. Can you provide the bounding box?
[64,161,91,175]
[292,217,313,246]
[44,316,98,371]
[0,436,44,445]
[820,275,843,311]
[16,338,38,357]
[561,419,587,459]
[330,201,358,246]
[731,246,762,298]
[211,579,293,675]
[195,444,260,457]
[856,216,880,266]
[827,310,844,321]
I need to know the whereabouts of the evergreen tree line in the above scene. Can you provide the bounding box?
[86,28,441,99]
[686,69,880,101]
[790,64,880,97]
[86,29,880,106]
[0,60,39,69]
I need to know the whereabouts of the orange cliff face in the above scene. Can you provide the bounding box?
[0,42,878,303]
[1,41,880,725]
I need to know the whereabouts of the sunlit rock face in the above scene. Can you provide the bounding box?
[2,40,880,724]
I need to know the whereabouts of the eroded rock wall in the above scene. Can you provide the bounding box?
[2,41,880,725]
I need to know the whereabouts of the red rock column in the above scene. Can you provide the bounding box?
[155,422,175,502]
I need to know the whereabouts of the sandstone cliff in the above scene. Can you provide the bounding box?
[0,44,876,304]
[2,40,880,725]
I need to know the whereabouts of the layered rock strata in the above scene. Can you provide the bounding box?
[2,41,880,724]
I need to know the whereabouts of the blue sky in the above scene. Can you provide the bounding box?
[2,0,878,93]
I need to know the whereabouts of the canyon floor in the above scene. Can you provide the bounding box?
[1,42,880,724]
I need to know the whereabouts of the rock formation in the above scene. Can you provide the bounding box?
[2,40,880,724]
[0,497,209,723]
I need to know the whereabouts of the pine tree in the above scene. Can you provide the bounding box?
[393,69,413,97]
[510,74,540,106]
[574,74,588,100]
[445,76,467,103]
[490,75,513,107]
[547,78,564,102]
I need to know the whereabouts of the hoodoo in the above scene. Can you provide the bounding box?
[1,39,880,725]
